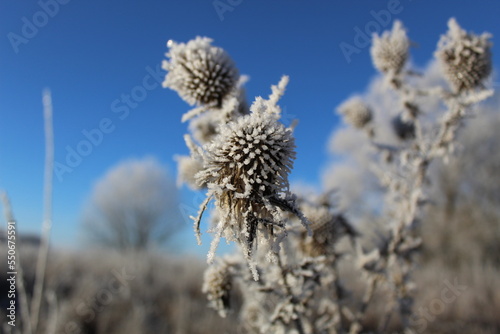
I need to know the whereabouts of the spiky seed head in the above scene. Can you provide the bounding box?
[197,106,297,253]
[202,261,232,317]
[371,20,409,75]
[163,37,239,106]
[436,18,492,93]
[300,201,353,257]
[193,77,310,270]
[300,204,336,257]
[337,96,373,129]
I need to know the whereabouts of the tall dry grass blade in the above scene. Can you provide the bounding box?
[1,192,33,334]
[30,89,55,332]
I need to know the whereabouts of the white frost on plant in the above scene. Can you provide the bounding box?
[324,61,451,217]
[163,37,239,107]
[175,155,205,190]
[298,197,355,257]
[202,260,232,317]
[371,20,409,75]
[336,96,373,129]
[191,76,310,279]
[436,18,492,93]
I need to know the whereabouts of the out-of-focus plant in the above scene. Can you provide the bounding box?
[164,17,494,334]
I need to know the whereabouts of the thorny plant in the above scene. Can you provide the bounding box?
[165,18,494,334]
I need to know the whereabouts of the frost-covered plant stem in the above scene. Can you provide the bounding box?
[31,89,55,333]
[277,253,306,334]
[352,19,495,333]
[373,69,491,334]
[1,193,33,334]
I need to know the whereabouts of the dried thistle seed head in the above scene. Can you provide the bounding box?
[197,99,297,255]
[300,204,336,257]
[337,96,373,129]
[371,20,409,75]
[300,201,354,257]
[202,261,232,317]
[192,77,310,274]
[392,113,415,141]
[436,18,492,93]
[200,109,296,201]
[163,37,239,106]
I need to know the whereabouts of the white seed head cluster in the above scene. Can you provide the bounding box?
[337,96,372,129]
[202,261,232,317]
[197,99,297,255]
[199,109,296,204]
[371,20,409,75]
[436,18,492,93]
[163,37,239,106]
[192,77,309,273]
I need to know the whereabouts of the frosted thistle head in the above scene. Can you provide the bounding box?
[371,20,409,75]
[299,204,338,257]
[163,37,239,107]
[337,96,373,129]
[436,18,492,93]
[192,76,310,277]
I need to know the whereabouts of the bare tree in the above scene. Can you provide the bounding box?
[82,157,182,250]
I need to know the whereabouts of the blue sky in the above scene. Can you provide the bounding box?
[1,0,499,253]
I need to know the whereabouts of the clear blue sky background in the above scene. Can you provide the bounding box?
[1,0,499,253]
